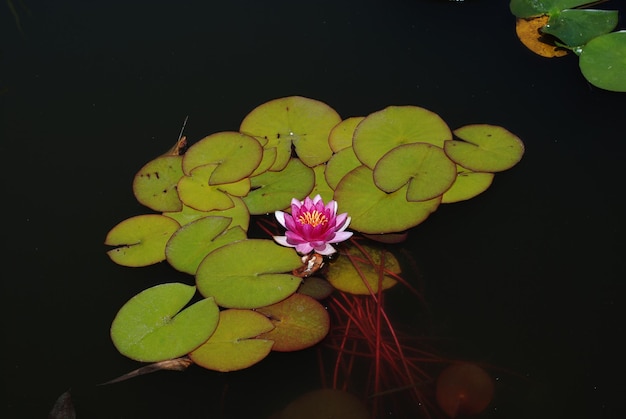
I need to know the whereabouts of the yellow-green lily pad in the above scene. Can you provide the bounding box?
[189,309,274,372]
[441,166,495,204]
[243,158,314,215]
[373,143,457,201]
[328,116,364,152]
[325,147,362,190]
[256,293,330,352]
[177,164,250,212]
[334,166,441,234]
[132,155,184,212]
[163,197,250,231]
[309,164,334,204]
[239,96,341,170]
[196,239,303,309]
[181,131,262,184]
[326,243,399,295]
[165,216,247,275]
[110,283,219,362]
[444,124,525,172]
[353,106,452,169]
[105,214,180,267]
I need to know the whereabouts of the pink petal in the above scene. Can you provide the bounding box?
[273,236,296,248]
[275,211,287,228]
[285,230,306,244]
[312,194,322,204]
[284,213,298,232]
[327,231,353,243]
[295,242,314,254]
[335,215,351,232]
[315,243,337,255]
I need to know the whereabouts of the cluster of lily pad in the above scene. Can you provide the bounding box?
[511,0,626,92]
[105,96,524,373]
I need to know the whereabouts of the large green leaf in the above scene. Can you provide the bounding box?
[110,283,219,362]
[373,143,457,202]
[181,131,262,184]
[352,106,452,169]
[256,293,330,352]
[243,158,314,215]
[166,216,247,274]
[543,9,618,47]
[240,96,341,169]
[579,31,626,92]
[334,166,440,234]
[132,155,184,212]
[444,125,525,172]
[510,0,594,18]
[105,214,180,267]
[189,309,274,372]
[196,239,303,308]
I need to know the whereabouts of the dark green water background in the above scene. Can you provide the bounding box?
[2,1,625,418]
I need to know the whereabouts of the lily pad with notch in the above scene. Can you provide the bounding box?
[133,155,184,212]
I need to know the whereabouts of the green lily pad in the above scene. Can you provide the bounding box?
[243,158,314,215]
[441,166,495,204]
[239,96,341,170]
[166,216,247,275]
[334,166,441,234]
[133,155,184,212]
[110,283,219,362]
[249,145,277,177]
[444,125,525,172]
[326,243,399,295]
[542,9,618,47]
[163,197,250,231]
[105,214,180,267]
[579,31,626,92]
[256,293,330,352]
[510,0,593,18]
[177,164,250,212]
[181,131,262,184]
[196,239,303,309]
[373,143,457,202]
[189,309,274,372]
[352,106,452,169]
[325,147,362,190]
[328,116,364,152]
[297,277,335,300]
[310,164,334,204]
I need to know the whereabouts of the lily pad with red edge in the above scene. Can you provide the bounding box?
[105,214,180,267]
[163,197,250,231]
[325,147,362,190]
[165,216,247,275]
[334,166,441,234]
[326,243,400,295]
[352,106,452,169]
[444,124,525,172]
[110,283,219,362]
[373,143,457,202]
[442,166,495,204]
[309,164,334,204]
[196,239,303,309]
[189,309,274,372]
[181,131,262,183]
[132,155,184,212]
[239,96,341,170]
[328,116,364,152]
[243,158,314,215]
[177,164,250,212]
[256,293,330,352]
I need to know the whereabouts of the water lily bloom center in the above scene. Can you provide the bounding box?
[273,195,352,256]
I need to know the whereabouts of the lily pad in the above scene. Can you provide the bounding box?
[334,166,441,234]
[542,9,618,47]
[515,15,569,58]
[189,309,274,372]
[239,96,341,170]
[110,283,219,362]
[326,243,400,295]
[297,277,335,300]
[373,143,457,202]
[181,131,262,184]
[510,0,593,18]
[310,164,334,204]
[163,197,250,231]
[256,293,330,352]
[196,239,303,308]
[352,106,452,169]
[441,167,495,204]
[278,389,370,419]
[133,155,184,212]
[105,214,180,267]
[328,116,364,152]
[324,147,362,190]
[444,125,525,172]
[166,216,247,274]
[579,31,626,92]
[177,164,250,212]
[243,158,315,215]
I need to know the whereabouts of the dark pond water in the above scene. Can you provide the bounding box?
[2,1,625,418]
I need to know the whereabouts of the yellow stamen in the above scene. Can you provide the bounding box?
[297,210,328,228]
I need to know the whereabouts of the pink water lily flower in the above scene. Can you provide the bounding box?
[273,194,352,255]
